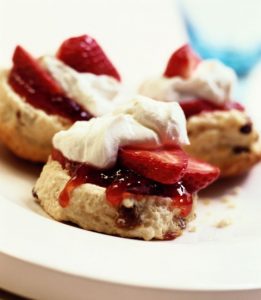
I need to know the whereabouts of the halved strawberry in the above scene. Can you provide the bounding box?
[164,44,201,79]
[180,99,245,119]
[57,35,121,81]
[180,99,221,119]
[9,46,91,122]
[119,147,188,184]
[224,101,245,112]
[11,45,63,94]
[182,157,220,193]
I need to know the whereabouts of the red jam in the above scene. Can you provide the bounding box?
[52,149,193,217]
[163,232,180,241]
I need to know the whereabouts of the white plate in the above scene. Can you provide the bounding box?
[1,142,261,300]
[1,1,261,299]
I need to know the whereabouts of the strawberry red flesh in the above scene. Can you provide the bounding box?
[57,35,121,81]
[9,46,92,122]
[180,99,222,118]
[164,44,201,79]
[224,101,245,112]
[180,99,245,119]
[182,157,220,193]
[119,147,188,184]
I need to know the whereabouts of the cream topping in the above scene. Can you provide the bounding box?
[40,56,126,116]
[140,60,237,105]
[53,95,189,168]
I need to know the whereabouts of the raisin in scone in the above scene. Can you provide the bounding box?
[0,35,123,162]
[140,45,261,177]
[34,96,219,240]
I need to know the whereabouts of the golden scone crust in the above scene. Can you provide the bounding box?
[0,70,71,162]
[184,110,261,177]
[34,159,196,240]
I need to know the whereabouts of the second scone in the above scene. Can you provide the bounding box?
[0,35,123,162]
[140,44,261,177]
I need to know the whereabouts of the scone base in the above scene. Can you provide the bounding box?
[34,159,196,241]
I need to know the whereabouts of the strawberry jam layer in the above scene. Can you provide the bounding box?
[52,149,193,219]
[9,68,92,122]
[180,99,245,119]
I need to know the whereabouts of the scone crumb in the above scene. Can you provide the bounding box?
[220,196,232,203]
[220,195,236,208]
[229,187,241,195]
[201,198,211,205]
[214,218,232,228]
[188,226,197,233]
[227,202,236,209]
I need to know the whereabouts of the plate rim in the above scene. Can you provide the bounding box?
[1,196,261,292]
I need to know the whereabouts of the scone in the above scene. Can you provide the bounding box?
[33,96,219,240]
[185,110,261,177]
[0,35,123,162]
[140,45,261,177]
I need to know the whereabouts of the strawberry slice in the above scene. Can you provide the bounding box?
[180,99,245,119]
[164,44,201,79]
[11,45,63,94]
[224,101,245,112]
[9,46,91,122]
[180,99,221,118]
[57,35,121,81]
[182,157,220,193]
[119,147,188,184]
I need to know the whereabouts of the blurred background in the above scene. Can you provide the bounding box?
[1,0,261,127]
[0,0,186,88]
[1,0,261,83]
[180,0,261,77]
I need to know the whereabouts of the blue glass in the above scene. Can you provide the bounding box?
[179,0,261,77]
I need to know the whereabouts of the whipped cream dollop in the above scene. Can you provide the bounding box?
[53,95,189,168]
[140,60,237,105]
[40,56,126,116]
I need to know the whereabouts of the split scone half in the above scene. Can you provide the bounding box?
[0,35,122,162]
[184,109,261,177]
[34,96,219,240]
[140,45,261,177]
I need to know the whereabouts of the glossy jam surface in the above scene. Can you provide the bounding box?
[9,67,92,122]
[52,149,193,218]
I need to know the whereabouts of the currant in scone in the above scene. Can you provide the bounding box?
[33,96,219,240]
[140,45,261,177]
[0,35,122,162]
